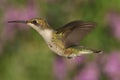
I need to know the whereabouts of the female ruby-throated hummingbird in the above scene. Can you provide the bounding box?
[8,18,102,59]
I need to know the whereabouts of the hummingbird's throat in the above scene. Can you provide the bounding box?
[39,29,53,42]
[27,22,53,42]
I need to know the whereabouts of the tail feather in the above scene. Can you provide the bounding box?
[94,50,103,54]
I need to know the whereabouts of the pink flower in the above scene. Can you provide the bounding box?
[0,0,38,53]
[53,56,67,80]
[107,12,120,40]
[104,51,120,80]
[65,56,86,71]
[74,62,100,80]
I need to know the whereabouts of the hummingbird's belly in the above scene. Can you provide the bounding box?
[47,40,91,58]
[47,42,77,58]
[47,41,100,58]
[47,43,77,58]
[47,42,65,56]
[49,45,64,56]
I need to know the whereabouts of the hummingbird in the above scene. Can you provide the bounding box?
[8,18,102,59]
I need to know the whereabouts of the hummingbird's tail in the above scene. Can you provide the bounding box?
[67,46,103,58]
[93,50,103,54]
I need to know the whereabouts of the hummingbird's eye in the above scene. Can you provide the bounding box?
[32,20,38,25]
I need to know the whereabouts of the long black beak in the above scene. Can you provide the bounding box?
[8,20,27,24]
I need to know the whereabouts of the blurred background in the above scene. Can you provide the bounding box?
[0,0,120,80]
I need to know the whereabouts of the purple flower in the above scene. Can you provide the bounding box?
[65,56,86,71]
[104,51,120,80]
[0,0,38,53]
[74,62,100,80]
[107,12,120,39]
[74,56,86,65]
[3,0,38,30]
[53,56,67,80]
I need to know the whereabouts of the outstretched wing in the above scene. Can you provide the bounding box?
[56,20,96,48]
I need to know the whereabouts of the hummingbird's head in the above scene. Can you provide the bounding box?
[8,18,49,31]
[27,18,49,30]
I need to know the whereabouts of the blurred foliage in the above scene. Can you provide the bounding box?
[0,0,120,80]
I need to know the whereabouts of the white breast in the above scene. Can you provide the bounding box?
[27,23,64,56]
[39,29,53,42]
[27,23,53,42]
[38,29,62,55]
[47,41,64,56]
